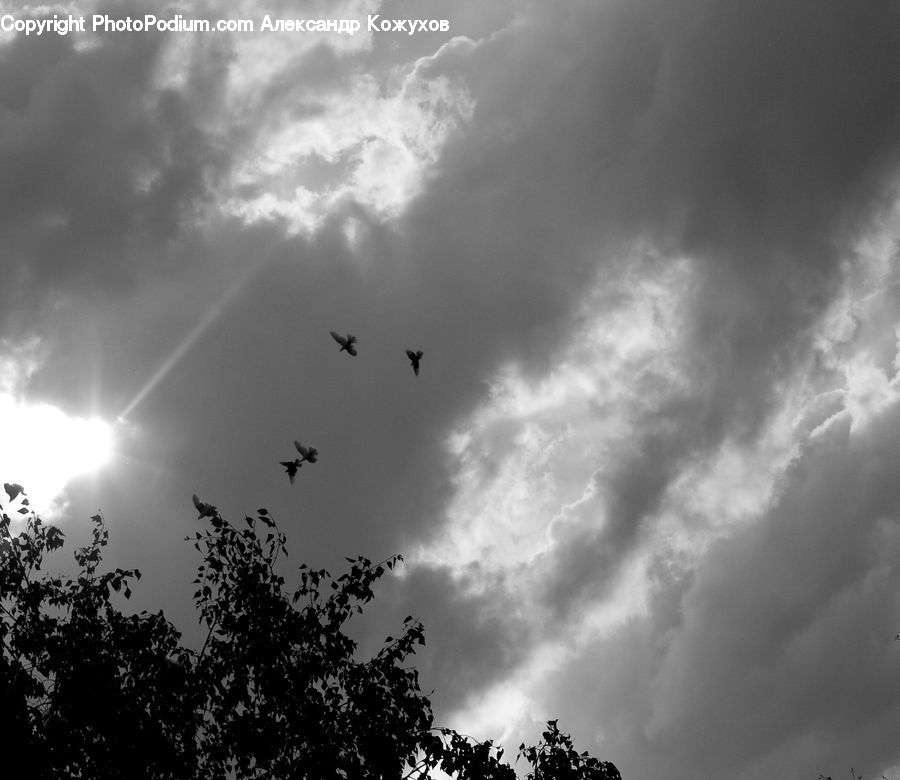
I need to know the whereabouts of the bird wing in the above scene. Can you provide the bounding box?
[280,461,299,484]
[347,343,358,356]
[416,350,424,359]
[406,349,416,360]
[330,330,347,347]
[347,334,357,344]
[294,440,307,456]
[192,494,216,517]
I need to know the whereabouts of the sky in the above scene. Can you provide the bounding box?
[2,0,900,777]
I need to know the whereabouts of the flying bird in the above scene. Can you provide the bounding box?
[3,483,24,502]
[405,349,423,376]
[294,441,318,463]
[330,331,358,356]
[280,460,302,484]
[192,493,217,519]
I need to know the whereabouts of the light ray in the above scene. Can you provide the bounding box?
[118,261,266,421]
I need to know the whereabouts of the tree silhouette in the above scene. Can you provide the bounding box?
[0,483,620,779]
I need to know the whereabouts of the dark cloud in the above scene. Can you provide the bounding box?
[0,24,227,335]
[640,412,900,779]
[351,565,532,714]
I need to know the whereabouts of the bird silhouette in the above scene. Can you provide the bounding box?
[405,349,423,376]
[192,493,217,518]
[280,460,302,484]
[294,441,318,463]
[3,483,24,502]
[330,331,358,356]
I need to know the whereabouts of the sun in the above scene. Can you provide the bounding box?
[0,394,114,517]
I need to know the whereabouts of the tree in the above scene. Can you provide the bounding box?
[0,482,621,779]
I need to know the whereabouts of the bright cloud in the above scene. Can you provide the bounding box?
[413,247,696,583]
[221,39,477,232]
[147,0,477,233]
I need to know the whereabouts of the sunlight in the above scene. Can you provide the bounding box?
[0,394,114,517]
[118,256,269,423]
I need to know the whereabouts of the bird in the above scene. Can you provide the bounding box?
[405,349,423,376]
[192,493,217,518]
[280,460,302,484]
[330,331,358,356]
[294,441,318,463]
[3,483,24,502]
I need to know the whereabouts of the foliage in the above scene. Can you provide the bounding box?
[0,497,194,778]
[517,721,621,780]
[0,482,621,779]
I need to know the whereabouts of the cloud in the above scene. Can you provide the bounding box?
[393,0,900,775]
[0,8,227,335]
[409,201,900,778]
[412,250,695,594]
[221,36,476,232]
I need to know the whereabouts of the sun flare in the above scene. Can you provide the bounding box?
[0,394,114,517]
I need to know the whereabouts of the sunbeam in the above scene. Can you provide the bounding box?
[118,262,267,422]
